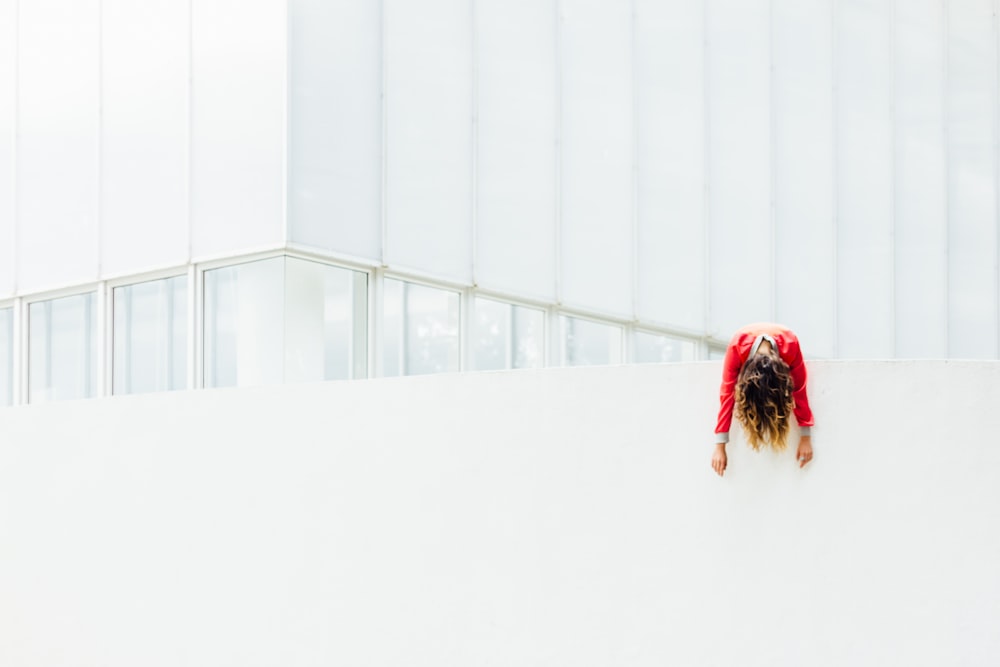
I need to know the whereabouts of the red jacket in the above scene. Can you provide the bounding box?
[714,323,814,443]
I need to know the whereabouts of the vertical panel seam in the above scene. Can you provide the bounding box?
[831,0,839,357]
[630,0,638,326]
[769,0,777,323]
[943,0,950,355]
[703,0,711,348]
[994,0,999,357]
[890,0,897,357]
[380,0,388,266]
[12,0,18,296]
[97,0,103,280]
[471,0,478,287]
[281,0,290,245]
[554,0,562,307]
[186,0,193,263]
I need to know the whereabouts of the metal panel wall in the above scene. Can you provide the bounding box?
[773,0,836,358]
[836,0,894,358]
[947,0,999,359]
[558,0,634,317]
[895,0,947,358]
[384,0,473,282]
[634,0,705,332]
[16,0,100,293]
[288,0,382,262]
[0,0,15,297]
[475,0,558,301]
[706,0,772,338]
[190,0,286,260]
[100,0,190,278]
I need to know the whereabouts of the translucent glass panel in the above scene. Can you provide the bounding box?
[384,0,472,281]
[635,0,705,330]
[633,331,697,364]
[17,0,100,293]
[205,258,367,388]
[560,1,633,316]
[948,0,998,358]
[29,293,97,403]
[289,0,381,259]
[1,308,11,406]
[772,0,836,358]
[101,0,189,277]
[113,276,187,395]
[836,0,893,357]
[475,0,557,300]
[707,0,771,336]
[205,258,284,387]
[383,279,460,376]
[471,298,544,371]
[190,0,285,258]
[560,316,622,367]
[285,258,368,383]
[895,0,947,358]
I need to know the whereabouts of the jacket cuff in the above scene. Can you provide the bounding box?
[714,431,729,444]
[799,426,812,437]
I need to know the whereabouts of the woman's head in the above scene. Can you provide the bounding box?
[734,350,794,451]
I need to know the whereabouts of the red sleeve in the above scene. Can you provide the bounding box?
[714,337,744,436]
[780,333,814,428]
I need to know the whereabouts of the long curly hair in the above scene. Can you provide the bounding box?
[734,353,795,451]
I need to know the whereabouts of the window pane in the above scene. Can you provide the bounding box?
[383,279,460,376]
[472,298,544,371]
[1,307,11,406]
[510,304,544,370]
[113,276,187,395]
[205,258,285,388]
[560,316,622,367]
[29,293,96,403]
[633,332,697,363]
[205,256,367,388]
[284,257,367,383]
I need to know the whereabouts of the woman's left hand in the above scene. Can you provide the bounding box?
[796,435,813,468]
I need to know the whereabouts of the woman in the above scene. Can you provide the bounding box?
[712,323,814,477]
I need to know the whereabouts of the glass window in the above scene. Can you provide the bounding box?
[560,315,622,367]
[204,257,367,388]
[472,297,544,371]
[113,276,187,395]
[383,279,460,376]
[29,293,97,403]
[708,347,726,361]
[284,257,367,383]
[1,307,12,406]
[633,331,697,364]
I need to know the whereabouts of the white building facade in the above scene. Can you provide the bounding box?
[2,0,999,406]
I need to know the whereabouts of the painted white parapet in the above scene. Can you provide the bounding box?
[1,361,998,666]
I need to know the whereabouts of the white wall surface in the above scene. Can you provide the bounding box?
[100,0,189,277]
[285,0,1000,358]
[1,361,998,666]
[0,0,13,297]
[190,0,286,260]
[1,0,286,296]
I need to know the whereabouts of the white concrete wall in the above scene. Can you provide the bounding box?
[1,361,998,666]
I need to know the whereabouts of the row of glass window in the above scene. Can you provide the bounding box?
[0,255,701,407]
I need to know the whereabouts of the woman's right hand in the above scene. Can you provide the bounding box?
[711,444,727,477]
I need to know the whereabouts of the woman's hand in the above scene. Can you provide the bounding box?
[711,443,727,477]
[796,435,813,468]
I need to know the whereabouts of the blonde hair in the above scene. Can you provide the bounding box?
[734,353,795,451]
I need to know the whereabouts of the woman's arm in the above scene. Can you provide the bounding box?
[714,339,744,443]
